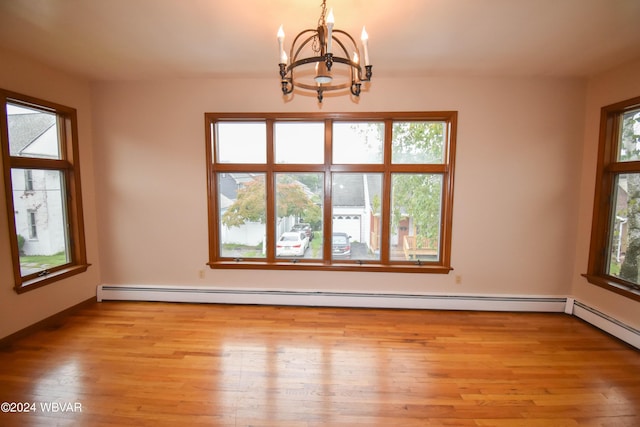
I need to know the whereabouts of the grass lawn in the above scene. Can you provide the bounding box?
[310,232,323,257]
[20,252,68,268]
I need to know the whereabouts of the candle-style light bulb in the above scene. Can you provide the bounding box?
[277,25,287,64]
[361,26,370,66]
[353,52,360,82]
[326,8,334,54]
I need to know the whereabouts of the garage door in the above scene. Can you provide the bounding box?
[333,215,361,242]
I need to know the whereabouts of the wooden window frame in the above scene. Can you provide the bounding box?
[584,96,640,302]
[205,111,457,274]
[0,89,89,293]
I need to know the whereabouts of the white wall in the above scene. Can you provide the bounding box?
[8,45,639,341]
[0,48,101,338]
[572,58,640,330]
[91,74,585,298]
[4,43,638,341]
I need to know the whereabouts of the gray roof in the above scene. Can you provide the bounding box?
[332,173,382,208]
[218,173,261,200]
[8,113,56,156]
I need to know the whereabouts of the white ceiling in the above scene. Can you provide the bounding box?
[0,0,639,82]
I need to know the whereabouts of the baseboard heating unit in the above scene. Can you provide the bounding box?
[97,284,567,311]
[97,284,639,349]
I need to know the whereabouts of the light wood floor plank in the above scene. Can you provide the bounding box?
[0,302,638,426]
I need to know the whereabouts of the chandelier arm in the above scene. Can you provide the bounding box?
[331,37,356,61]
[329,31,370,82]
[331,29,360,53]
[289,29,320,63]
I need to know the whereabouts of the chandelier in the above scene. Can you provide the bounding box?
[277,0,372,103]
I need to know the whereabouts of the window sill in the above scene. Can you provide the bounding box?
[15,264,91,294]
[208,260,453,274]
[582,274,640,302]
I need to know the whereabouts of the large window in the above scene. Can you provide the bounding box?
[585,96,640,301]
[0,90,88,293]
[206,112,457,273]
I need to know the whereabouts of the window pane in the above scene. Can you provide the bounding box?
[608,173,640,287]
[7,103,61,159]
[218,173,266,258]
[333,122,384,164]
[390,174,442,261]
[275,122,324,164]
[617,109,640,162]
[332,173,382,260]
[11,169,70,276]
[392,121,445,164]
[276,173,323,259]
[216,122,266,163]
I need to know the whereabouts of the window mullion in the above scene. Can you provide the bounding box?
[608,162,640,173]
[389,164,448,173]
[266,119,275,261]
[10,157,72,170]
[323,119,333,263]
[379,119,394,263]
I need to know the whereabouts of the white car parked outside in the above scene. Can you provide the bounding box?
[276,231,309,257]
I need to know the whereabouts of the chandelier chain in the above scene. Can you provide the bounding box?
[312,0,327,55]
[317,0,327,28]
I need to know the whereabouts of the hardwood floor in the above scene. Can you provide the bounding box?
[0,302,638,426]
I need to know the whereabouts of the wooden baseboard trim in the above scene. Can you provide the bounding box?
[0,296,97,348]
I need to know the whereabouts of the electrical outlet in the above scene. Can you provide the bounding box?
[455,275,462,284]
[198,270,205,279]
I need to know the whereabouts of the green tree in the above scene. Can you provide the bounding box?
[391,122,445,245]
[392,121,444,163]
[276,181,315,219]
[392,174,442,243]
[222,178,266,227]
[222,176,320,228]
[618,111,640,283]
[300,197,322,230]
